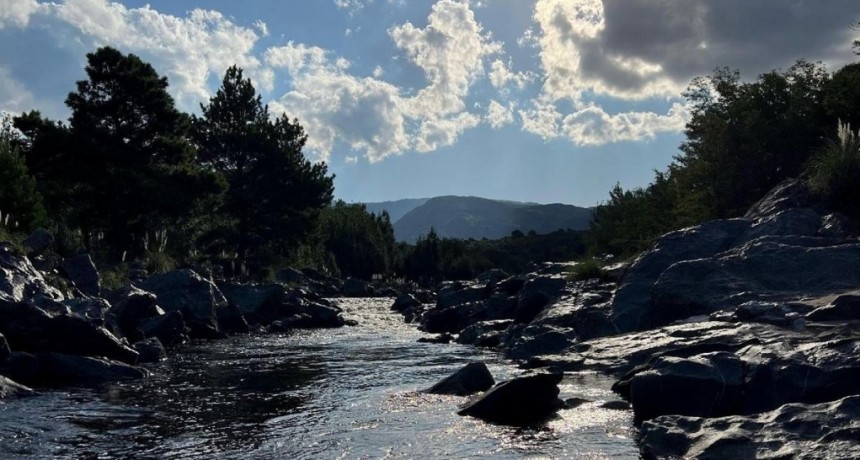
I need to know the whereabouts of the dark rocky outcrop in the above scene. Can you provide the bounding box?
[220,283,344,329]
[457,373,564,426]
[0,243,64,305]
[640,395,860,460]
[138,310,188,348]
[425,362,495,396]
[105,285,164,340]
[140,269,227,338]
[59,254,101,297]
[417,333,454,344]
[0,301,138,364]
[515,276,567,323]
[0,374,35,399]
[342,277,374,297]
[23,228,54,255]
[133,337,167,363]
[34,352,147,386]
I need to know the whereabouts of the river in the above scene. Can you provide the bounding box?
[0,298,638,459]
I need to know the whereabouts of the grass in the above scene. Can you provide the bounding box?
[805,120,860,216]
[566,258,611,282]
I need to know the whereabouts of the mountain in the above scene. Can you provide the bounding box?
[385,196,593,242]
[363,198,429,223]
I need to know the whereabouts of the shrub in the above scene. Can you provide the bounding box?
[567,258,610,282]
[805,121,860,217]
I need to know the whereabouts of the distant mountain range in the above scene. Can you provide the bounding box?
[363,196,593,242]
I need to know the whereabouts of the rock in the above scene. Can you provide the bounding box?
[818,213,857,238]
[297,301,345,328]
[639,395,860,460]
[425,362,495,396]
[392,293,421,314]
[343,277,374,297]
[140,269,227,338]
[0,352,39,385]
[565,397,591,409]
[0,333,10,362]
[106,285,164,339]
[422,302,484,334]
[437,282,487,309]
[601,400,631,410]
[515,276,567,323]
[133,337,167,363]
[0,374,35,399]
[0,300,138,364]
[277,267,305,284]
[744,178,812,220]
[806,291,860,321]
[216,304,250,334]
[495,276,527,296]
[624,352,744,422]
[63,297,111,323]
[0,243,65,305]
[59,254,101,297]
[739,207,821,244]
[609,218,751,333]
[138,311,188,348]
[650,237,860,326]
[35,352,147,386]
[457,320,513,346]
[220,282,284,325]
[457,373,565,426]
[476,269,509,285]
[23,228,54,255]
[417,333,454,344]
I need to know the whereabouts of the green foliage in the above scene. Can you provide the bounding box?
[805,121,860,216]
[101,263,129,290]
[674,62,831,222]
[194,66,334,268]
[0,122,47,232]
[312,201,396,280]
[566,259,610,282]
[823,63,860,129]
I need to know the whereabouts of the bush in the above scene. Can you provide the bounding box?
[805,121,860,217]
[566,258,610,282]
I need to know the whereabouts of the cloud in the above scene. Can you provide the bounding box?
[559,102,689,145]
[485,99,513,129]
[269,0,502,162]
[0,0,39,29]
[0,67,36,113]
[34,0,267,111]
[533,0,859,102]
[488,59,534,92]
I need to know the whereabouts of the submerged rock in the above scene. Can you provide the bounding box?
[35,352,147,386]
[457,373,564,426]
[425,362,495,396]
[133,337,167,363]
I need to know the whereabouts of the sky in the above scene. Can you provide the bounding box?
[0,0,858,207]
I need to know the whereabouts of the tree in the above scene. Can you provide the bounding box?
[673,62,831,221]
[312,202,397,279]
[194,66,334,268]
[823,63,860,129]
[53,47,212,253]
[0,118,46,232]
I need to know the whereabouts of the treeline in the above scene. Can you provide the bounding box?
[0,46,587,284]
[588,58,860,258]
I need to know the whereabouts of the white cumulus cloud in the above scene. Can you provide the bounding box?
[0,0,39,29]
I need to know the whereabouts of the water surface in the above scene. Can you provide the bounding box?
[0,298,637,459]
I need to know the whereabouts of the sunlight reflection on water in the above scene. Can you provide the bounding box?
[0,298,638,459]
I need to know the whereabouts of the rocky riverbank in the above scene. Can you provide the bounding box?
[395,179,860,459]
[0,235,374,392]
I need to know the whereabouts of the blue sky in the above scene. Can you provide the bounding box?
[1,0,858,206]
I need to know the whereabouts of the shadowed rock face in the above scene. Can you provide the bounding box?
[640,395,860,460]
[457,373,564,426]
[425,362,495,396]
[140,269,227,338]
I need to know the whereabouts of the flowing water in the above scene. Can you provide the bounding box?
[0,298,638,459]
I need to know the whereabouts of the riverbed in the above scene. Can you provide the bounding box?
[0,298,637,459]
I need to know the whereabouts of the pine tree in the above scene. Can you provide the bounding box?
[0,139,47,232]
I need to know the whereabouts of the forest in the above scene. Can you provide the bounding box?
[2,45,859,284]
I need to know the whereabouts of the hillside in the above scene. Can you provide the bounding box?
[387,196,593,242]
[363,198,429,223]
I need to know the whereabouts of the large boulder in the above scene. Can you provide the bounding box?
[457,373,565,426]
[0,301,138,364]
[34,352,147,386]
[59,254,101,297]
[138,311,188,348]
[650,237,860,325]
[437,282,487,309]
[216,304,250,334]
[133,337,167,363]
[391,293,421,313]
[623,352,745,422]
[515,276,567,323]
[140,269,227,338]
[0,243,65,305]
[806,291,860,321]
[343,277,374,297]
[744,178,812,220]
[609,219,751,333]
[0,333,10,362]
[63,297,111,322]
[105,285,164,340]
[639,395,860,460]
[425,362,495,396]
